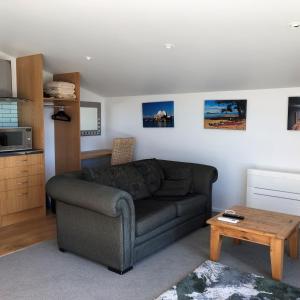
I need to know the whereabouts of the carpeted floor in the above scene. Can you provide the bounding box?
[0,226,299,300]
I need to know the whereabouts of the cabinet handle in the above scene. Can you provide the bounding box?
[18,192,28,196]
[21,170,28,173]
[18,181,28,185]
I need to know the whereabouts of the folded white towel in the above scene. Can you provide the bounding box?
[45,81,75,89]
[54,94,76,99]
[45,87,75,94]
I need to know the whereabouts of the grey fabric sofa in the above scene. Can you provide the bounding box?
[46,159,218,274]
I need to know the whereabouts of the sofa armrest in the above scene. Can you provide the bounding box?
[46,175,134,218]
[190,164,218,196]
[47,175,136,272]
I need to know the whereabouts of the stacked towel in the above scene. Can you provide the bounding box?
[44,81,76,99]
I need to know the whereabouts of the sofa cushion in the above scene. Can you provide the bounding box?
[134,199,177,236]
[83,165,151,200]
[174,194,207,217]
[163,166,192,181]
[154,166,193,197]
[152,194,207,217]
[133,159,164,194]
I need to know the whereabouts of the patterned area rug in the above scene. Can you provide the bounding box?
[156,260,300,300]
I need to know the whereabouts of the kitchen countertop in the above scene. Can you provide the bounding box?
[0,149,43,157]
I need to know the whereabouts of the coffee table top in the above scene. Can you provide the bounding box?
[207,205,300,239]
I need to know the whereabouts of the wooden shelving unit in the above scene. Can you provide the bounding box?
[43,97,77,103]
[52,72,81,175]
[0,53,48,226]
[0,53,82,227]
[43,72,81,175]
[17,54,44,150]
[81,149,112,160]
[0,97,30,102]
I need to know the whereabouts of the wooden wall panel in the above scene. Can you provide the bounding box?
[53,72,81,174]
[16,54,44,150]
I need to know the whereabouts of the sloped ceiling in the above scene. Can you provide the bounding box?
[0,0,300,97]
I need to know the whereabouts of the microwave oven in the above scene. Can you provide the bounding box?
[0,127,32,152]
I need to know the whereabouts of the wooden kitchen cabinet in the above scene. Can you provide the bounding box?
[0,152,45,227]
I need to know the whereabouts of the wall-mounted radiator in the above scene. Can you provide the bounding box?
[247,169,300,216]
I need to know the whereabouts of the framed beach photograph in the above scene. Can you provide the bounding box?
[287,97,300,130]
[142,101,174,128]
[204,99,247,130]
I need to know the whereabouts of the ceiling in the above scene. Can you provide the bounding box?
[0,0,300,97]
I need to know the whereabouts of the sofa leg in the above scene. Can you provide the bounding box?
[59,247,66,253]
[108,266,133,275]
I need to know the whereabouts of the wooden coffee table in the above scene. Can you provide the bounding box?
[207,205,300,280]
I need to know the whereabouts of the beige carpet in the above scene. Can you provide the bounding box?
[0,227,299,300]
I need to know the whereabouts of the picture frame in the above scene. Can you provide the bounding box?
[204,99,247,130]
[142,101,174,128]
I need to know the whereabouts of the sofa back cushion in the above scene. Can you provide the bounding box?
[154,166,193,197]
[83,164,151,200]
[133,159,164,194]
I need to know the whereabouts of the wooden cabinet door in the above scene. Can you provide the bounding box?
[0,157,5,169]
[5,175,44,191]
[4,153,43,168]
[5,164,44,179]
[0,153,45,227]
[1,186,44,215]
[0,157,5,181]
[0,181,5,192]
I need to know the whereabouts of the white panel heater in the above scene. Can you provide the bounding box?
[247,169,300,216]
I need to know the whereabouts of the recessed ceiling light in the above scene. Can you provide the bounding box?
[164,43,175,49]
[289,22,300,28]
[85,56,93,61]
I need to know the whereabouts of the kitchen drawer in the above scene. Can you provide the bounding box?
[0,157,5,169]
[5,164,44,179]
[29,164,44,175]
[5,166,30,179]
[4,154,43,168]
[5,174,44,191]
[0,191,4,214]
[0,180,4,192]
[1,185,44,215]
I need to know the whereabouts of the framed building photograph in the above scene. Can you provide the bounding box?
[142,101,174,128]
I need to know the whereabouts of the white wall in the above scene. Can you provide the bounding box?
[0,51,17,97]
[107,87,300,211]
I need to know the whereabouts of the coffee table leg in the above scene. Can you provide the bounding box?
[270,238,284,281]
[288,227,299,259]
[210,226,222,261]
